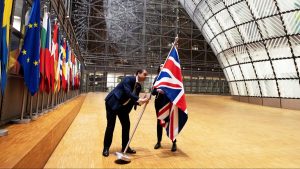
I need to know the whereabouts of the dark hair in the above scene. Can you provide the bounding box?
[136,69,146,75]
[157,64,163,74]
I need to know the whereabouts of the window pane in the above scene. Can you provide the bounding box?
[211,38,222,53]
[240,63,256,79]
[231,65,243,80]
[225,28,243,47]
[216,33,230,50]
[282,11,300,35]
[295,58,300,74]
[224,49,237,65]
[219,53,229,67]
[225,67,235,81]
[207,17,223,36]
[247,0,278,19]
[257,15,285,39]
[215,9,235,30]
[277,0,300,12]
[199,1,213,20]
[207,0,226,14]
[224,0,243,6]
[259,80,279,97]
[203,23,215,40]
[194,7,206,27]
[247,42,269,61]
[290,35,300,57]
[254,61,275,79]
[237,81,247,96]
[185,0,197,11]
[246,81,261,96]
[228,1,253,25]
[234,45,251,63]
[239,22,261,43]
[223,68,229,80]
[278,80,300,98]
[265,37,292,59]
[273,59,298,78]
[230,82,239,95]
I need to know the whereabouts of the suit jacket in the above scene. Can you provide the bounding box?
[105,76,141,111]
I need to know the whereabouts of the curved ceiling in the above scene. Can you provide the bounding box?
[180,0,300,98]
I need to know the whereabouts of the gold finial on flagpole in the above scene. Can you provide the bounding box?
[173,34,179,48]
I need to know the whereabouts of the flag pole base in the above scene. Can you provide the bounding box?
[38,112,45,116]
[30,114,38,121]
[42,110,50,114]
[11,118,31,124]
[0,129,8,137]
[115,152,131,164]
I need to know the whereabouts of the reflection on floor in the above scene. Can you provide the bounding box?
[45,92,300,168]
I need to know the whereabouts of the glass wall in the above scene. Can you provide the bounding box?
[180,0,300,98]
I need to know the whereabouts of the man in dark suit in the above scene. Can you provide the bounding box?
[102,69,149,157]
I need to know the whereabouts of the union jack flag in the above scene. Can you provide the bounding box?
[153,45,188,141]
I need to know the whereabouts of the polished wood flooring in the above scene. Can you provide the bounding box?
[45,92,300,168]
[0,95,86,168]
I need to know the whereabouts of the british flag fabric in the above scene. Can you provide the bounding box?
[153,46,188,141]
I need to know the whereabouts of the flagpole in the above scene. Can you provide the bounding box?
[53,92,57,109]
[35,92,40,116]
[30,95,38,120]
[51,92,55,109]
[48,92,51,109]
[56,91,59,107]
[56,91,59,106]
[45,92,50,114]
[0,92,8,136]
[40,92,44,113]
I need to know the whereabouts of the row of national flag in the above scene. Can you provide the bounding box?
[1,0,13,94]
[1,0,81,96]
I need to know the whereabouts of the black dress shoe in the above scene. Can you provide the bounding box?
[154,142,161,149]
[122,147,136,154]
[102,147,109,157]
[171,142,177,152]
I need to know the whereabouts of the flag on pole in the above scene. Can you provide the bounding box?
[18,0,41,95]
[65,42,70,91]
[73,57,77,89]
[52,22,59,92]
[153,43,188,141]
[56,37,63,92]
[40,8,51,93]
[61,39,67,92]
[1,0,13,94]
[0,0,4,92]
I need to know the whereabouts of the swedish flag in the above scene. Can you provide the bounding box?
[0,1,3,84]
[1,0,13,94]
[18,0,40,95]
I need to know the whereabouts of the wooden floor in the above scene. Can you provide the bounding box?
[45,92,300,168]
[0,95,86,168]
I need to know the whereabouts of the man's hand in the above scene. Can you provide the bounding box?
[157,89,164,94]
[137,97,150,105]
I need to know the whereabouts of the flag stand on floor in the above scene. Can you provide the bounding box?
[0,129,8,137]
